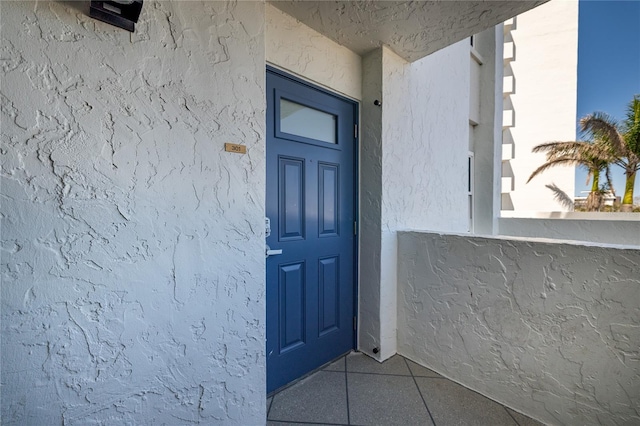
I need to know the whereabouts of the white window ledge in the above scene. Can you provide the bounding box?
[500,211,640,221]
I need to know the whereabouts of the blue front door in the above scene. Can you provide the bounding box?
[266,68,357,393]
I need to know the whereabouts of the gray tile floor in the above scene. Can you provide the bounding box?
[267,352,544,426]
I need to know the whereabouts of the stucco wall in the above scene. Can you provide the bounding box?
[265,4,361,101]
[398,231,640,425]
[381,43,470,234]
[359,49,384,359]
[360,42,472,360]
[1,2,266,424]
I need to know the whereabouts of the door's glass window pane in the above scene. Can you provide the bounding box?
[280,98,337,144]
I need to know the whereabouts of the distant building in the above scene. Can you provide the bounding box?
[501,1,578,212]
[574,191,620,210]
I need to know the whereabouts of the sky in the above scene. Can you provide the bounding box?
[575,0,640,198]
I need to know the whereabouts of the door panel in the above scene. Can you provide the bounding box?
[319,256,339,336]
[279,157,305,240]
[266,69,357,393]
[319,163,339,237]
[279,261,305,353]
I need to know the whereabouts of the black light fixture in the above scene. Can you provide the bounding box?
[89,0,143,32]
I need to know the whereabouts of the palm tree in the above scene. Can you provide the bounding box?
[527,140,615,212]
[580,96,640,212]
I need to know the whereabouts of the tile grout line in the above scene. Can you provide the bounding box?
[421,365,536,425]
[405,358,538,425]
[267,420,350,425]
[267,393,274,419]
[346,370,438,378]
[404,357,437,426]
[344,356,351,425]
[504,406,522,426]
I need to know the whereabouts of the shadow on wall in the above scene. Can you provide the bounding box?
[501,193,514,210]
[56,1,90,16]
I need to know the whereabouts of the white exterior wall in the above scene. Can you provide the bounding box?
[382,43,471,233]
[398,231,640,425]
[1,1,549,423]
[1,2,266,424]
[359,49,384,359]
[361,42,472,360]
[265,4,362,101]
[470,26,504,235]
[502,0,578,212]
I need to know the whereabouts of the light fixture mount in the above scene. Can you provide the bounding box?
[89,0,143,32]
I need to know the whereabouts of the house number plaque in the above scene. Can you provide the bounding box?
[225,143,247,154]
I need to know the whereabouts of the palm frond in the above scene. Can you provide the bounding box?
[532,140,587,154]
[580,112,627,155]
[527,157,582,183]
[585,170,593,187]
[528,138,614,187]
[533,140,615,162]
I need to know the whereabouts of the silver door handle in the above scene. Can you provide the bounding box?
[266,245,283,258]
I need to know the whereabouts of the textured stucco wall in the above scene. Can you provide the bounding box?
[1,2,266,424]
[360,42,472,360]
[502,0,578,212]
[398,231,640,425]
[265,4,361,101]
[381,43,470,233]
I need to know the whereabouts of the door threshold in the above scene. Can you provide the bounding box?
[267,350,357,398]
